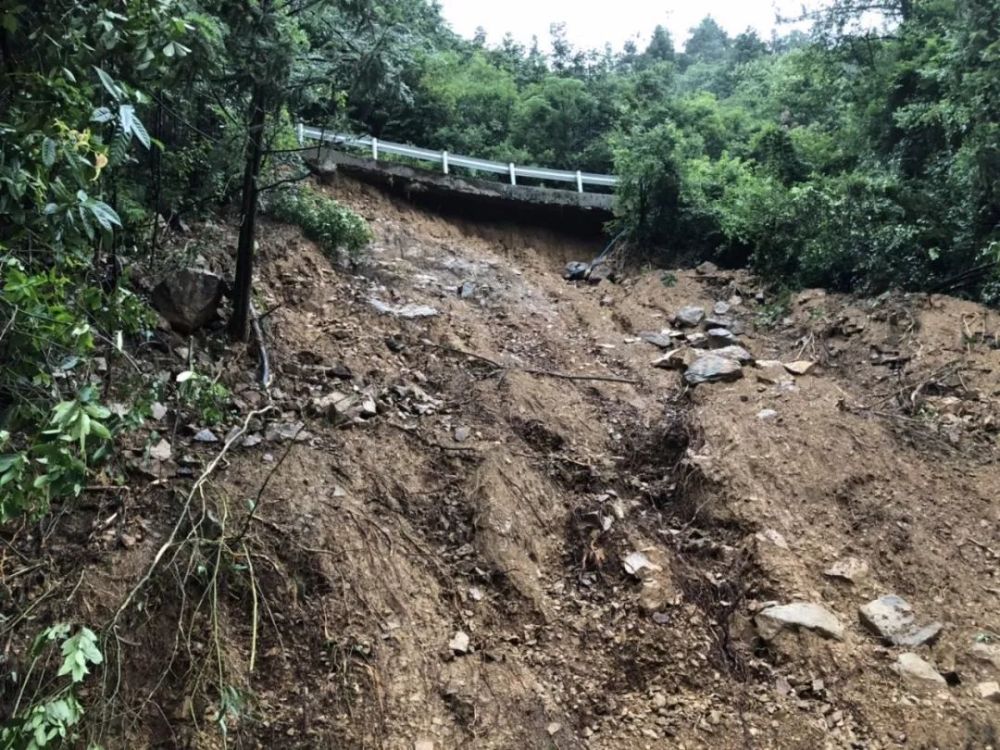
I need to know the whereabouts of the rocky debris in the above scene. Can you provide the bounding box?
[713,300,731,316]
[414,741,435,750]
[711,344,753,364]
[623,551,660,578]
[757,528,789,549]
[193,428,219,443]
[784,360,817,376]
[368,297,438,319]
[546,722,562,736]
[756,360,794,386]
[152,268,224,334]
[639,331,676,349]
[970,641,1000,669]
[448,631,470,654]
[457,281,476,299]
[265,421,308,442]
[674,305,705,327]
[755,602,845,641]
[587,263,612,284]
[312,389,378,423]
[757,409,779,421]
[563,261,589,281]
[684,353,743,385]
[975,681,1000,702]
[150,402,168,421]
[703,315,735,331]
[392,383,443,415]
[859,595,943,647]
[695,261,718,274]
[149,439,172,461]
[652,348,698,371]
[895,653,946,686]
[454,426,471,443]
[684,331,709,348]
[706,327,738,346]
[824,557,870,583]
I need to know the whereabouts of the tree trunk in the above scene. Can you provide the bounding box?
[229,84,268,341]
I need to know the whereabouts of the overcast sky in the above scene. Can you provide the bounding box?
[436,0,817,52]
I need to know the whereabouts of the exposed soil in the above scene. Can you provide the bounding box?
[3,175,999,749]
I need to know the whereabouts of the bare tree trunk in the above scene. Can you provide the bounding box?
[229,84,268,341]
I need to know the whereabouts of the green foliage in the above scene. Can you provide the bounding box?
[1,624,103,750]
[176,370,231,427]
[270,187,372,263]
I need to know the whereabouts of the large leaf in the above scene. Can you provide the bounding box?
[94,67,121,100]
[130,114,151,149]
[41,137,56,167]
[85,200,122,231]
[119,104,135,135]
[91,107,114,123]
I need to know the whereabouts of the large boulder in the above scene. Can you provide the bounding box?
[755,602,845,641]
[152,268,224,334]
[684,353,743,385]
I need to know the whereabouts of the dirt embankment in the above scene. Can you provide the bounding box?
[3,176,998,749]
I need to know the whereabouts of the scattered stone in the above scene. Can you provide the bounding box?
[707,327,738,346]
[684,354,743,385]
[652,348,698,371]
[824,557,870,583]
[312,391,359,419]
[152,268,224,334]
[784,360,816,376]
[970,641,1000,669]
[563,261,589,281]
[639,331,675,349]
[369,298,439,319]
[242,434,263,448]
[454,427,471,443]
[414,742,435,750]
[623,551,660,578]
[674,305,706,327]
[193,429,219,443]
[757,528,789,549]
[895,653,946,686]
[149,439,172,462]
[713,300,731,315]
[756,361,794,386]
[757,409,779,421]
[458,281,476,299]
[468,586,484,602]
[587,263,612,284]
[975,681,1000,703]
[546,722,562,735]
[150,402,168,421]
[712,345,754,364]
[703,315,735,330]
[755,602,845,641]
[859,595,943,647]
[685,331,709,348]
[266,422,307,442]
[696,261,718,274]
[449,631,470,654]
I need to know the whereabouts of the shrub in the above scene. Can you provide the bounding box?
[269,186,371,263]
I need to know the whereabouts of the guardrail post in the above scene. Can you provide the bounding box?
[442,151,449,175]
[371,137,379,161]
[576,170,584,193]
[296,123,305,146]
[509,163,516,186]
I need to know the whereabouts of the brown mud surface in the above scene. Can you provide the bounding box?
[3,176,999,749]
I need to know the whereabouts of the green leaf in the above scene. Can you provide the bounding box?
[41,138,56,168]
[86,200,122,231]
[130,115,151,150]
[91,107,114,124]
[118,104,134,135]
[94,67,121,101]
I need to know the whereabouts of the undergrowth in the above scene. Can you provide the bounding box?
[269,186,372,264]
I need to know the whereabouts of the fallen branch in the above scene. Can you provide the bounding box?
[249,300,273,389]
[422,340,639,385]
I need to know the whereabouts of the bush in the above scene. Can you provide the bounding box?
[269,186,371,263]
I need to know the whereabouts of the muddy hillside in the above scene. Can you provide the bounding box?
[8,176,999,750]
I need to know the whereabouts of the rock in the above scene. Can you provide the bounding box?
[685,332,709,348]
[623,551,660,578]
[415,741,435,750]
[243,433,263,448]
[824,557,870,583]
[684,354,743,385]
[696,261,718,274]
[970,641,1000,669]
[712,345,753,364]
[449,631,470,654]
[149,439,172,462]
[151,402,168,421]
[703,315,735,330]
[757,409,779,421]
[975,681,1000,702]
[757,528,789,549]
[784,360,816,376]
[587,263,612,284]
[707,328,738,346]
[895,653,946,685]
[369,298,438,319]
[151,268,224,334]
[859,595,943,647]
[563,261,589,281]
[674,305,706,328]
[713,301,731,315]
[265,422,307,442]
[756,361,794,386]
[312,391,358,419]
[454,426,471,443]
[652,348,698,371]
[755,602,845,641]
[639,331,675,349]
[193,429,218,443]
[458,281,476,299]
[546,722,562,735]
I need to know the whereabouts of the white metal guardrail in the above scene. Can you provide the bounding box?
[297,124,618,193]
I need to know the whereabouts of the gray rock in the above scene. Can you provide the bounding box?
[895,652,946,685]
[684,354,743,385]
[824,557,870,583]
[587,263,612,284]
[563,261,589,281]
[707,328,739,347]
[976,681,1000,703]
[713,345,754,364]
[859,595,943,647]
[458,281,476,299]
[970,641,1000,669]
[696,261,718,275]
[703,315,735,330]
[652,348,697,371]
[152,268,224,334]
[369,298,438,319]
[639,331,675,349]
[755,602,845,641]
[713,300,731,316]
[674,305,705,327]
[193,429,219,443]
[757,409,779,421]
[449,631,470,654]
[685,332,709,349]
[454,426,471,443]
[149,439,172,461]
